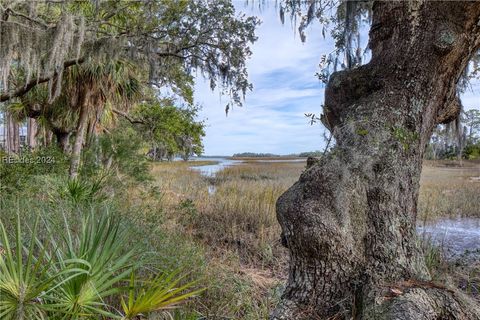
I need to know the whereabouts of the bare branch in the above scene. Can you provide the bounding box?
[112,108,144,124]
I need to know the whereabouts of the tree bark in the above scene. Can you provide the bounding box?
[5,112,19,154]
[272,2,480,319]
[53,129,71,153]
[69,91,91,179]
[27,118,37,150]
[5,112,13,153]
[44,129,53,147]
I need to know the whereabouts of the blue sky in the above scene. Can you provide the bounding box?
[194,3,479,156]
[194,3,329,156]
[1,4,476,153]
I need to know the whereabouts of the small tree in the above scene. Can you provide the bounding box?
[463,109,480,143]
[133,99,205,161]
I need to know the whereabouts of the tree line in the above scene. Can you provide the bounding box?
[232,151,323,158]
[426,109,480,160]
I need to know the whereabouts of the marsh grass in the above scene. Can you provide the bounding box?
[153,159,479,270]
[420,235,480,301]
[417,160,480,301]
[149,158,480,316]
[148,160,305,318]
[3,157,476,319]
[419,161,480,221]
[152,161,304,269]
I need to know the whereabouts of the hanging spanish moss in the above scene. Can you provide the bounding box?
[0,2,85,100]
[445,98,465,155]
[0,0,258,112]
[279,0,372,86]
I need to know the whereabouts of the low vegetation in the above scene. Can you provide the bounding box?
[1,153,480,318]
[419,160,480,221]
[152,158,480,317]
[0,139,480,319]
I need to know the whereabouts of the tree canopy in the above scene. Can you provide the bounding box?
[0,0,259,104]
[0,0,259,176]
[133,99,205,161]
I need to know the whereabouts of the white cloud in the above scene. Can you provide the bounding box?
[195,2,480,156]
[194,3,332,155]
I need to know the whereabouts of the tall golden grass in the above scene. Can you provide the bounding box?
[152,159,479,266]
[419,161,480,221]
[152,161,304,270]
[149,159,480,316]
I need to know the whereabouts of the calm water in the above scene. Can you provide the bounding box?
[188,157,307,177]
[188,157,243,177]
[189,157,306,194]
[417,218,480,258]
[190,159,479,256]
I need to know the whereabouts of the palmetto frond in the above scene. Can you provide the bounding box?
[0,214,88,320]
[63,59,142,132]
[45,211,137,318]
[121,270,204,320]
[17,59,142,137]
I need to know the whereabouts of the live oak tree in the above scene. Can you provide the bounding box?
[0,0,258,177]
[271,1,480,319]
[0,1,258,101]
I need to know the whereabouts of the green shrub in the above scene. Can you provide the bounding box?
[0,146,68,194]
[177,198,199,225]
[80,122,151,182]
[464,143,480,160]
[54,175,108,205]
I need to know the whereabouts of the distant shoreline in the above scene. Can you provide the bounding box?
[229,156,306,161]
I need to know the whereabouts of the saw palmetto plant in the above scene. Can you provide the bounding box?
[0,210,203,320]
[121,270,204,320]
[0,214,88,320]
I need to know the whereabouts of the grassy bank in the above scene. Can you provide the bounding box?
[149,158,480,314]
[152,161,304,267]
[1,158,478,319]
[148,160,307,318]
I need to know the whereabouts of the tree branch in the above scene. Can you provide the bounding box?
[0,58,85,102]
[3,7,52,29]
[112,108,144,124]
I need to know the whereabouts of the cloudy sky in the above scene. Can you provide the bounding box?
[194,2,479,156]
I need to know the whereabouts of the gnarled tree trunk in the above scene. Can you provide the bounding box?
[272,2,480,319]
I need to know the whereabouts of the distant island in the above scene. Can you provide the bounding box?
[232,151,323,158]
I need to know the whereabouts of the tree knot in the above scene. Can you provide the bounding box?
[434,26,458,54]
